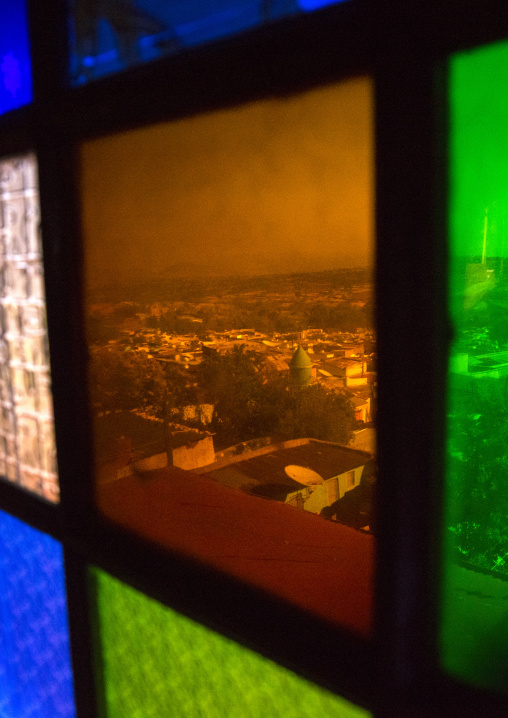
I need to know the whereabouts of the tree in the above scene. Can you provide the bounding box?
[86,315,122,345]
[196,345,355,448]
[88,348,168,416]
[198,345,272,446]
[447,374,508,575]
[276,384,355,445]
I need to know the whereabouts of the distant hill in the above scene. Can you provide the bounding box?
[87,267,372,305]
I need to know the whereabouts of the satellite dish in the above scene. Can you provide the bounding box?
[285,465,323,486]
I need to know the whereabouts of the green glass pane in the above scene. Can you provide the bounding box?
[89,567,371,718]
[444,40,508,695]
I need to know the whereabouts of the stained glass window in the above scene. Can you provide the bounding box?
[0,509,76,718]
[0,154,59,502]
[444,39,508,695]
[68,0,350,85]
[90,566,371,718]
[0,0,32,115]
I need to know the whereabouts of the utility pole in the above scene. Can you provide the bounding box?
[482,208,488,265]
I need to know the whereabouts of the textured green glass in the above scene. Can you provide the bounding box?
[90,567,371,718]
[444,40,508,694]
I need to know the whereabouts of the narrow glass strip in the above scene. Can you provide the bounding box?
[0,153,59,502]
[444,39,508,695]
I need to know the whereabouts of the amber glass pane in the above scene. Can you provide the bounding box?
[443,40,508,694]
[80,77,375,631]
[0,154,59,502]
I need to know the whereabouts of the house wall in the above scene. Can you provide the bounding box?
[171,435,215,470]
[116,435,216,478]
[117,452,168,478]
[284,464,366,514]
[354,399,371,422]
[338,466,364,499]
[301,484,328,514]
[350,428,376,454]
[346,375,368,387]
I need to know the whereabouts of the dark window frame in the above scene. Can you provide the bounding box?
[0,1,506,716]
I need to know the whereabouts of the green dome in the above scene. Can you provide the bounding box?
[290,346,312,368]
[289,346,312,385]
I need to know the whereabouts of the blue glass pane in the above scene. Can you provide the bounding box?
[298,0,343,9]
[0,1,32,115]
[69,0,350,85]
[0,510,76,718]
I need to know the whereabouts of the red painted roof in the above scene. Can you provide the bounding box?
[98,465,373,636]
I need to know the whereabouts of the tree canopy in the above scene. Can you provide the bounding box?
[198,345,355,448]
[88,348,168,416]
[447,374,508,576]
[89,344,357,452]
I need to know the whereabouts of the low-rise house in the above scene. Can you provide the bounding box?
[449,349,508,404]
[197,438,372,518]
[339,342,365,356]
[93,412,215,481]
[169,429,215,470]
[350,427,376,454]
[351,395,371,423]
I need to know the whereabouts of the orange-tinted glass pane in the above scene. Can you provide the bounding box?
[80,77,375,632]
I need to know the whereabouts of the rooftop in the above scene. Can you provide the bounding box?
[198,438,372,497]
[98,464,373,635]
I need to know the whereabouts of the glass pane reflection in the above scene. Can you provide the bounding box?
[69,0,350,85]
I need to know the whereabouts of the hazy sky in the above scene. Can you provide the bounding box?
[450,42,508,259]
[80,76,373,291]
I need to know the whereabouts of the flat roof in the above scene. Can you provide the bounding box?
[93,411,211,462]
[198,439,371,495]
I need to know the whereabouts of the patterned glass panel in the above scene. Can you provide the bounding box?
[90,566,371,718]
[0,154,59,502]
[0,0,32,115]
[444,40,508,695]
[0,509,76,718]
[68,0,350,85]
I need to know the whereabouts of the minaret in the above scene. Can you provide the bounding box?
[289,345,312,386]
